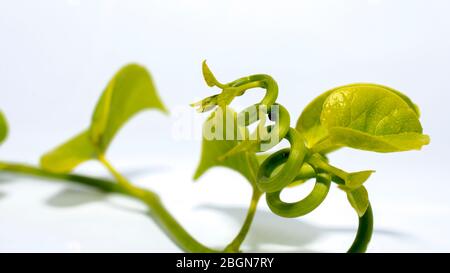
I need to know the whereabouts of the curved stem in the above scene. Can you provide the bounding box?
[348,202,373,253]
[0,161,124,193]
[234,81,264,94]
[224,189,261,252]
[138,190,219,253]
[97,154,147,198]
[266,173,331,218]
[97,155,219,252]
[0,160,218,253]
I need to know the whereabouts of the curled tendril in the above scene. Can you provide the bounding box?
[192,61,373,252]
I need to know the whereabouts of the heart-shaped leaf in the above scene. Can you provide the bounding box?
[41,64,168,173]
[0,111,8,145]
[296,83,429,153]
[193,107,258,185]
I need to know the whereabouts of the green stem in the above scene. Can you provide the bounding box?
[138,189,218,253]
[307,153,348,181]
[97,155,220,252]
[97,154,147,198]
[0,160,218,253]
[234,81,264,93]
[348,202,373,253]
[0,161,125,193]
[224,189,262,252]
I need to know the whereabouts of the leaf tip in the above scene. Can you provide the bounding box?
[346,170,375,188]
[159,105,170,115]
[202,60,221,87]
[422,134,431,146]
[193,166,205,181]
[0,111,9,144]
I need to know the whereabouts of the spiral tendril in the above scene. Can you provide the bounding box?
[193,62,331,218]
[193,61,373,252]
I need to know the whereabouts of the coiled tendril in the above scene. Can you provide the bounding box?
[192,61,373,252]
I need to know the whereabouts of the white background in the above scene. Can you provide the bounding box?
[0,0,449,252]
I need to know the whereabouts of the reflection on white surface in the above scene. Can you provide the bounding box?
[1,161,449,252]
[1,0,450,252]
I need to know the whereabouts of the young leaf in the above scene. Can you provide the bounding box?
[295,89,334,148]
[345,186,370,217]
[346,170,375,189]
[90,64,168,151]
[40,131,96,173]
[296,83,429,153]
[0,111,8,144]
[193,107,258,185]
[202,60,222,87]
[41,64,168,173]
[190,94,219,113]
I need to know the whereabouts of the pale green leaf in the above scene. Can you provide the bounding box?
[40,131,96,173]
[328,127,430,153]
[193,107,258,185]
[346,186,369,217]
[202,60,221,87]
[90,64,168,151]
[40,64,167,173]
[190,95,219,113]
[295,89,334,147]
[0,111,8,144]
[296,83,429,153]
[346,170,375,189]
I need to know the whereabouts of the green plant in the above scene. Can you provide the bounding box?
[0,62,429,253]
